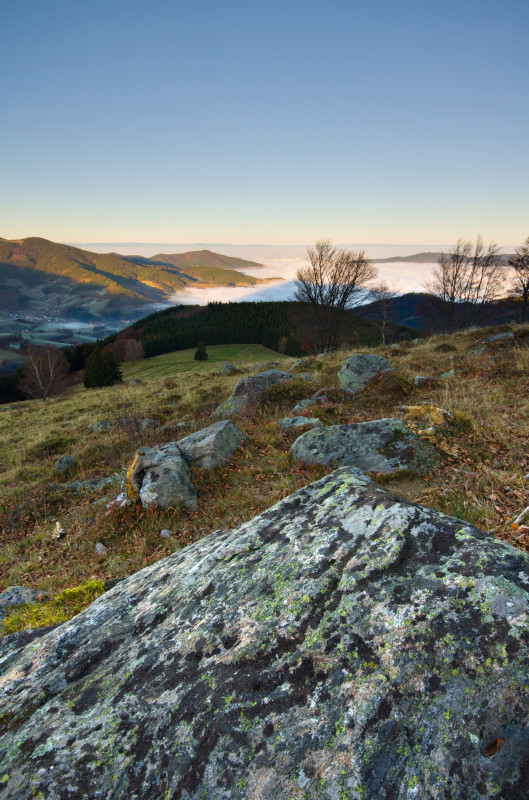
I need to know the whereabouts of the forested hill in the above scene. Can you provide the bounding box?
[126,301,410,358]
[149,249,263,270]
[0,237,271,320]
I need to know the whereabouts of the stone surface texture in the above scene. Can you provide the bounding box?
[291,418,433,474]
[0,587,49,623]
[1,468,529,799]
[292,396,327,414]
[213,370,292,417]
[338,353,394,395]
[278,416,324,431]
[177,421,248,470]
[127,443,197,510]
[54,456,77,475]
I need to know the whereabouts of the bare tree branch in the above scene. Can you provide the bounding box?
[426,237,506,331]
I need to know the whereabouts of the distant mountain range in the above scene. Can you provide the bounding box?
[0,237,273,320]
[374,251,514,264]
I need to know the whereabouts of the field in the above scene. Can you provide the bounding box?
[1,328,529,633]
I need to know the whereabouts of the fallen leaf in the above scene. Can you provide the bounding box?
[485,738,505,757]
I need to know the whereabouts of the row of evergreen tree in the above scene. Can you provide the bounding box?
[134,301,305,358]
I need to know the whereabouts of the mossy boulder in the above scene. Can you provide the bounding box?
[1,469,529,798]
[290,417,434,474]
[338,353,394,395]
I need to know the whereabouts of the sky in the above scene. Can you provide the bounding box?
[2,0,528,247]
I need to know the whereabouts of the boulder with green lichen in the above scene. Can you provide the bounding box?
[291,417,434,474]
[1,469,529,798]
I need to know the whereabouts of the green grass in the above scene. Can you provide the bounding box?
[122,343,289,380]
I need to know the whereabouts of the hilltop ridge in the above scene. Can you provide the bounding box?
[0,236,273,321]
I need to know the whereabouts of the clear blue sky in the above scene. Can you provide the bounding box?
[2,0,528,246]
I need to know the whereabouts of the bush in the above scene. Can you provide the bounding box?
[84,348,123,389]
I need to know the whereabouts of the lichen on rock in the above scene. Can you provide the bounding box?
[338,353,394,395]
[1,469,529,797]
[291,417,434,474]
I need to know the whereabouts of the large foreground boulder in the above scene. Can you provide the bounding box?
[291,417,433,473]
[2,469,529,799]
[339,353,394,394]
[213,369,292,417]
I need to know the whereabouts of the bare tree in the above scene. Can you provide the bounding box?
[18,345,70,400]
[427,237,506,331]
[365,283,399,345]
[508,236,529,321]
[293,240,378,351]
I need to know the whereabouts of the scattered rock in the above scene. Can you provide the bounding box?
[338,353,394,395]
[129,378,142,384]
[468,347,486,356]
[126,444,197,510]
[292,396,327,414]
[291,417,433,474]
[0,586,50,622]
[95,542,108,556]
[3,468,529,797]
[440,369,461,379]
[482,331,515,343]
[278,416,324,431]
[160,529,173,539]
[89,420,112,433]
[177,420,248,470]
[213,369,293,417]
[54,455,77,475]
[294,372,315,381]
[218,362,240,375]
[140,417,156,431]
[60,476,117,493]
[413,375,437,387]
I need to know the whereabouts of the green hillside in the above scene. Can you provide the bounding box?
[0,237,274,319]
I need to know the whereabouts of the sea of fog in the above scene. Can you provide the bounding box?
[73,242,438,306]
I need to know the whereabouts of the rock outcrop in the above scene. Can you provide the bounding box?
[2,468,529,799]
[291,418,433,474]
[125,422,247,509]
[213,369,292,417]
[338,353,394,395]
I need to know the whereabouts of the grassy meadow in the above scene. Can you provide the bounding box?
[1,328,529,632]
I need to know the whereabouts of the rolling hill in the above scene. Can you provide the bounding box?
[0,237,273,321]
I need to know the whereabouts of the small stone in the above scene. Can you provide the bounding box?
[218,362,240,375]
[95,542,108,556]
[89,420,112,433]
[278,417,324,431]
[292,397,327,414]
[160,529,173,539]
[482,332,515,344]
[440,369,459,379]
[55,455,77,475]
[413,375,436,387]
[129,379,142,385]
